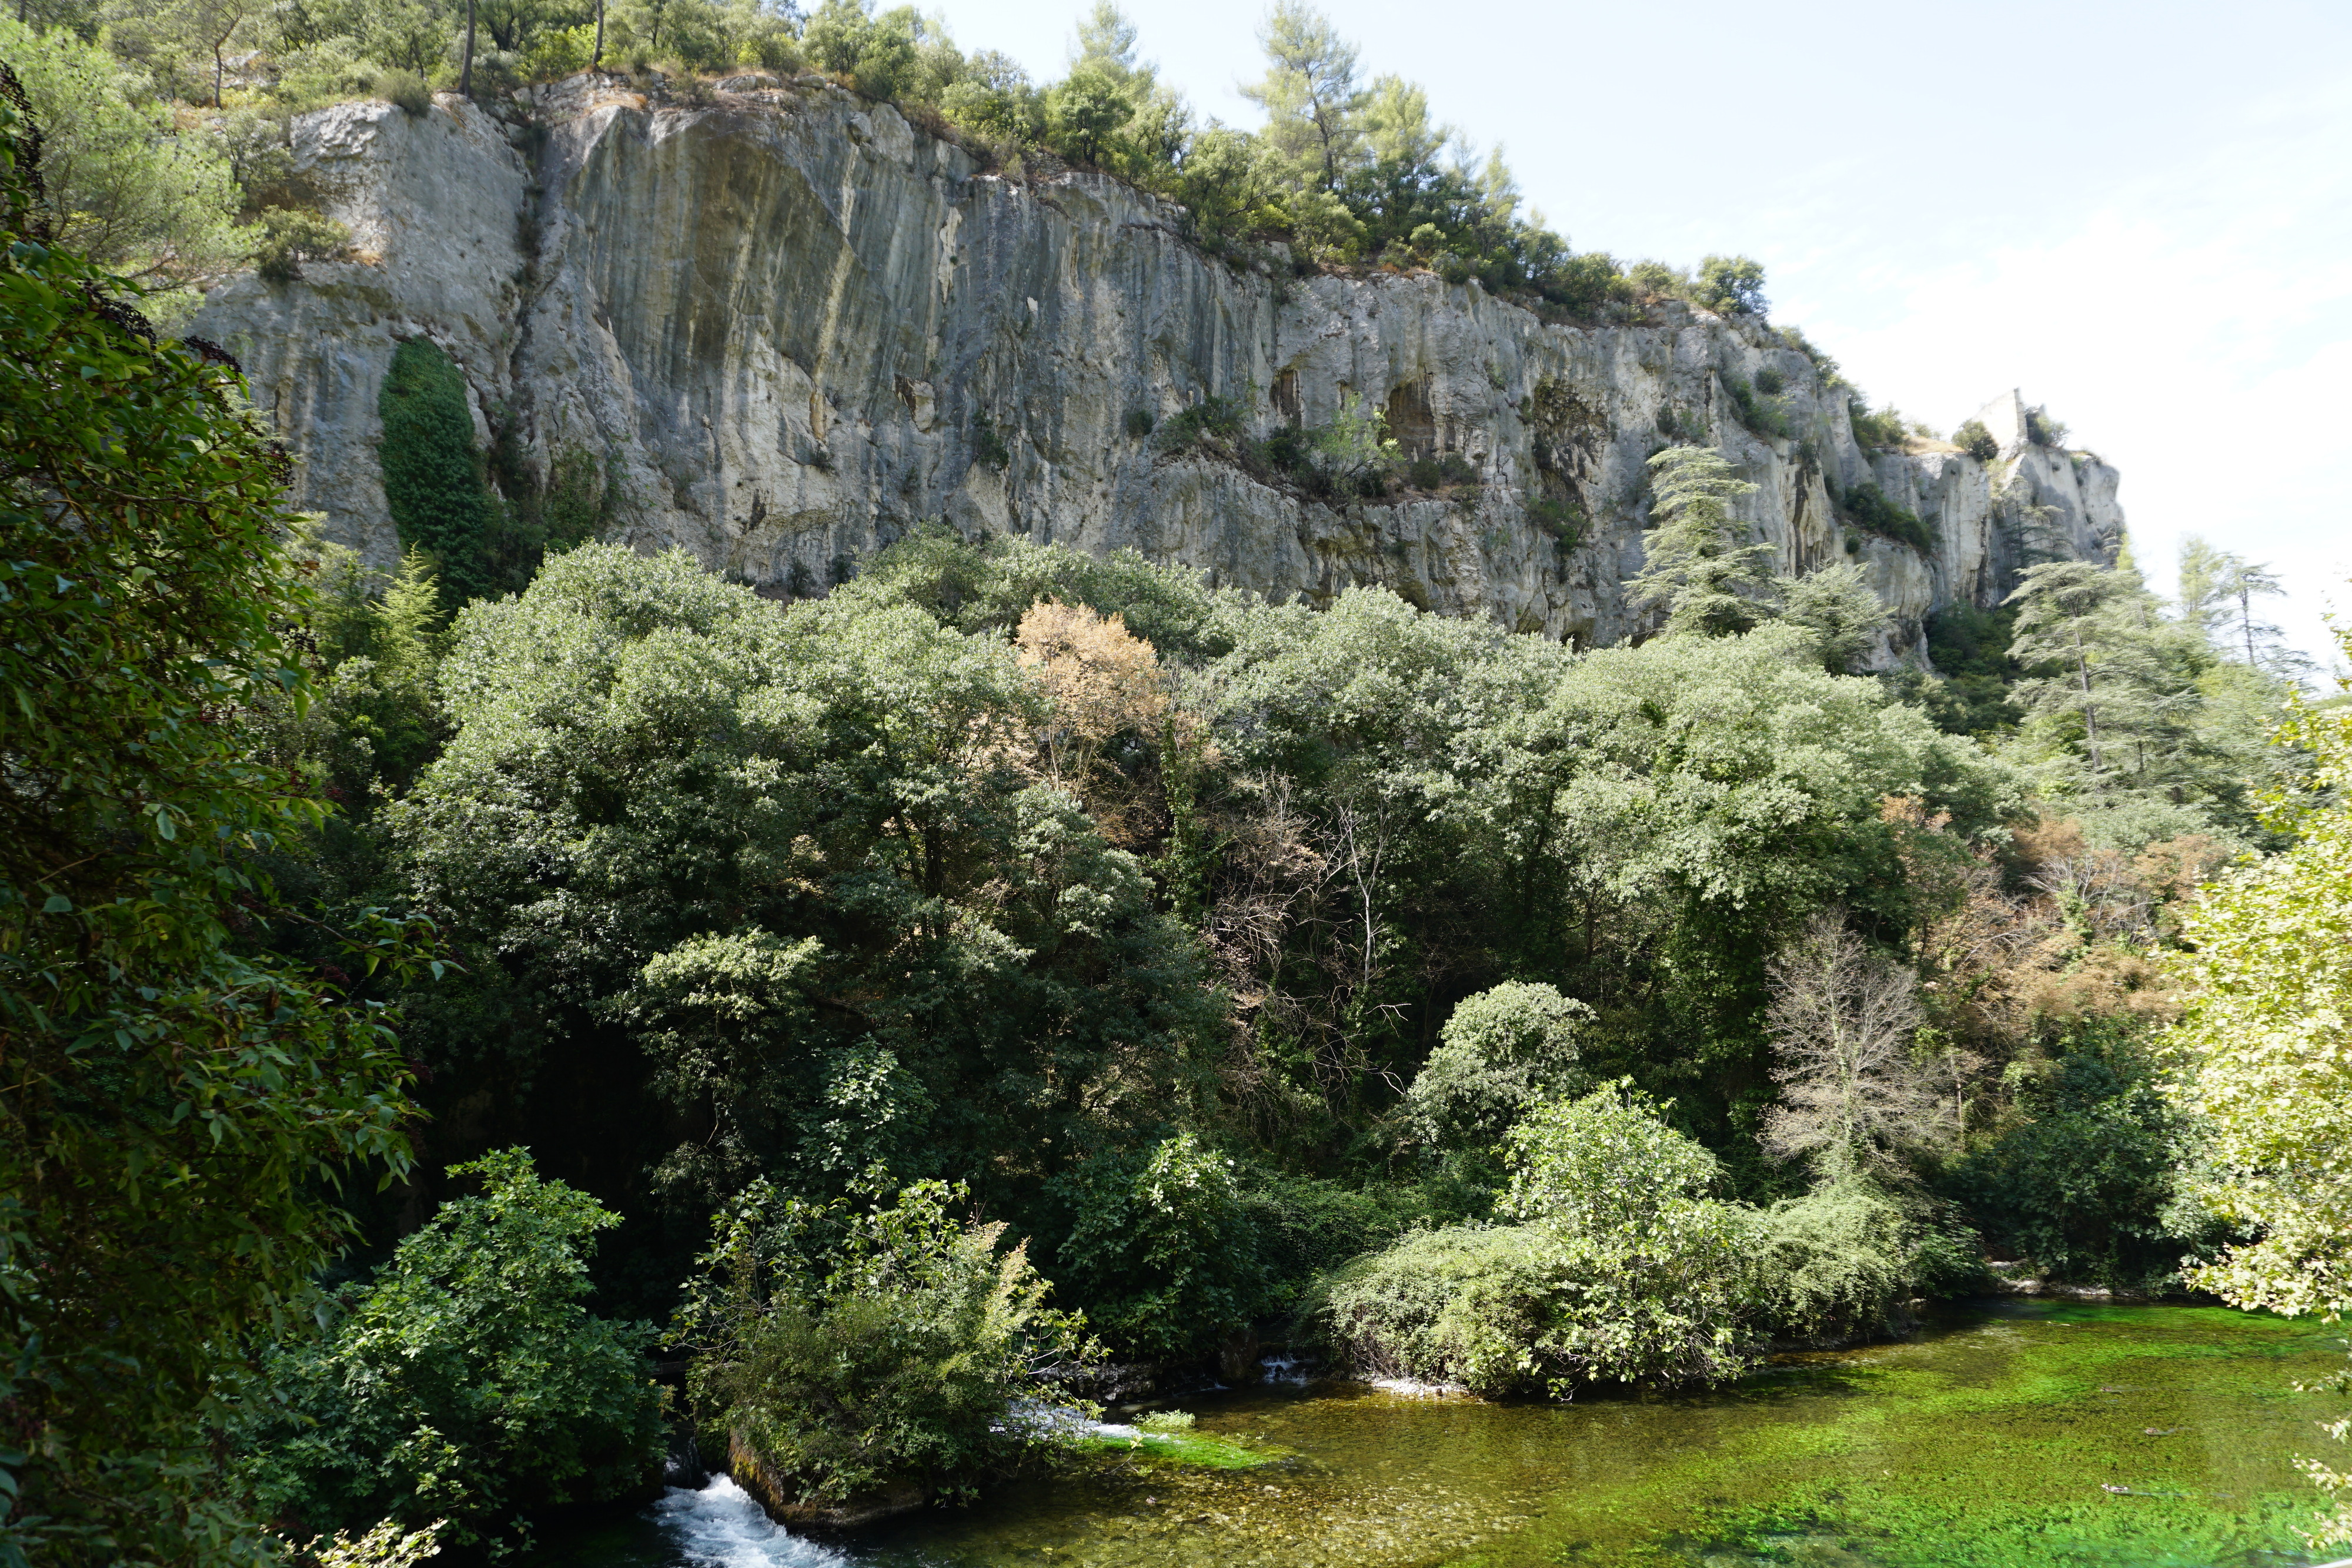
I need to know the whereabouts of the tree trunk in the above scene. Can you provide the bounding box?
[593,0,605,68]
[460,0,477,98]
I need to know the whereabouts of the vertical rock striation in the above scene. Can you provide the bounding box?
[195,80,2123,663]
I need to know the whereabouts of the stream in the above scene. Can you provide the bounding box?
[536,1300,2351,1568]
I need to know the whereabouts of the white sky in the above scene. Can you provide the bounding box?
[916,0,2352,674]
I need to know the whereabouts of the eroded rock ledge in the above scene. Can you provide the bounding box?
[195,81,2122,662]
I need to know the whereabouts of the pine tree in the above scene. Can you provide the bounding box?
[1629,444,1773,638]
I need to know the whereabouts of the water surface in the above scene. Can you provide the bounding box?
[542,1300,2350,1568]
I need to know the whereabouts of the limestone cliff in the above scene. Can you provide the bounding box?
[193,79,2124,663]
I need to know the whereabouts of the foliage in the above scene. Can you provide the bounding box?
[1047,1134,1267,1361]
[1775,561,1892,675]
[1630,444,1773,638]
[232,1151,666,1550]
[1401,981,1588,1162]
[254,204,350,282]
[676,1178,1092,1509]
[2023,403,2069,447]
[1692,254,1766,316]
[1841,481,1934,552]
[377,337,504,606]
[396,543,1214,1269]
[376,68,432,115]
[0,17,250,310]
[2001,557,2288,847]
[1745,1178,1920,1342]
[1953,418,1999,460]
[302,1519,445,1568]
[1949,1025,2219,1288]
[2167,671,2352,1320]
[0,89,421,1567]
[1849,401,1912,450]
[1318,1082,1756,1395]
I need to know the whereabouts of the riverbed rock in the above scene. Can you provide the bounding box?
[724,1430,926,1529]
[193,81,2124,666]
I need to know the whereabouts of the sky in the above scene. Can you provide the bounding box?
[917,0,2352,675]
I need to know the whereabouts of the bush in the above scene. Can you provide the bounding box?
[678,1179,1090,1512]
[1945,1031,2221,1289]
[1746,1179,1917,1343]
[1693,253,1768,316]
[1753,367,1785,396]
[253,205,350,283]
[1307,1082,1761,1396]
[1724,375,1790,439]
[1238,1170,1416,1308]
[1047,1133,1268,1361]
[1849,400,1910,449]
[1952,418,1999,460]
[377,336,501,604]
[2023,404,2069,448]
[1404,982,1589,1161]
[233,1151,666,1550]
[1842,481,1934,553]
[375,68,432,116]
[1124,406,1155,438]
[1154,394,1247,454]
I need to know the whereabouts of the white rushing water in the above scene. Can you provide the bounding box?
[652,1477,854,1568]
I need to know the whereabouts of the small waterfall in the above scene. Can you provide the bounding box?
[1258,1352,1312,1386]
[652,1476,853,1567]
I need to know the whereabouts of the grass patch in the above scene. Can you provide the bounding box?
[1076,1428,1284,1470]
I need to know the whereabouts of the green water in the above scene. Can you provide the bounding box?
[550,1300,2351,1568]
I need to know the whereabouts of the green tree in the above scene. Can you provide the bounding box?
[676,1178,1092,1512]
[0,89,420,1566]
[232,1150,666,1550]
[1402,981,1588,1162]
[1240,0,1361,195]
[1692,253,1766,316]
[1630,444,1773,638]
[394,544,1214,1268]
[1775,560,1892,674]
[0,18,249,310]
[1045,1132,1265,1361]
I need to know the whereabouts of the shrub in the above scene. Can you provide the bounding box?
[1124,406,1155,438]
[1724,375,1790,438]
[1849,399,1910,449]
[1746,1179,1917,1343]
[971,412,1011,470]
[377,336,500,604]
[1753,366,1785,396]
[1047,1133,1268,1362]
[1153,394,1245,454]
[253,205,350,282]
[1317,1082,1759,1396]
[232,1151,667,1550]
[1539,250,1629,316]
[1404,981,1589,1160]
[1239,1170,1415,1308]
[678,1178,1090,1512]
[1693,253,1768,316]
[2023,404,2069,448]
[1944,1030,2221,1289]
[1952,418,1999,460]
[1531,496,1585,547]
[375,68,432,116]
[1842,482,1934,553]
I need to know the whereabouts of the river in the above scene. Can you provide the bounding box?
[537,1300,2350,1568]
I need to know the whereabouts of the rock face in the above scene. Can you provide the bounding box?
[195,80,2124,663]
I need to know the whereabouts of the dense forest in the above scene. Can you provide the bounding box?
[2,3,2351,1566]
